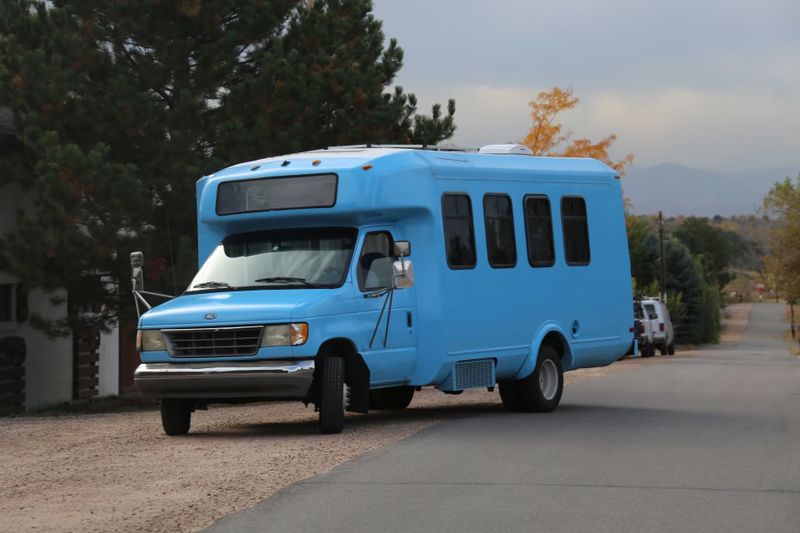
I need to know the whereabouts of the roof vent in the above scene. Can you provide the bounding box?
[478,144,533,156]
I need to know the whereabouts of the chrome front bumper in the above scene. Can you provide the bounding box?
[134,360,314,400]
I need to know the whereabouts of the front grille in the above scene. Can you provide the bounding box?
[163,326,263,358]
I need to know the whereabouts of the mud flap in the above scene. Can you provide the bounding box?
[344,353,370,414]
[303,351,370,414]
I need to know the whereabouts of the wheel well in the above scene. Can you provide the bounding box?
[318,337,358,358]
[541,331,572,369]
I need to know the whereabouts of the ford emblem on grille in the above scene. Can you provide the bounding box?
[204,313,217,320]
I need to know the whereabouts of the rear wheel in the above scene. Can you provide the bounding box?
[518,345,563,413]
[658,342,668,356]
[160,399,191,436]
[498,380,524,411]
[319,356,345,434]
[668,342,676,355]
[641,341,654,357]
[369,386,414,410]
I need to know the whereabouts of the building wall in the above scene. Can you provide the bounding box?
[98,328,119,396]
[18,290,73,409]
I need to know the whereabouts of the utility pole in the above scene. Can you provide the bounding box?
[658,211,666,302]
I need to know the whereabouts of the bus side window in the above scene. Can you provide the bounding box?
[442,193,477,269]
[561,196,591,266]
[358,231,394,291]
[483,194,517,268]
[524,195,555,267]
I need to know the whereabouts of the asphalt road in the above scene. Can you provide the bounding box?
[208,303,800,533]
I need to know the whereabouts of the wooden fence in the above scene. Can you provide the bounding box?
[73,329,99,400]
[0,336,25,416]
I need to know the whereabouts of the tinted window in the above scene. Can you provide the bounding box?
[483,194,516,268]
[442,193,476,268]
[358,232,394,291]
[524,195,555,267]
[561,196,590,265]
[216,173,337,215]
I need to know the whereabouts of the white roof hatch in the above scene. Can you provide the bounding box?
[478,144,533,156]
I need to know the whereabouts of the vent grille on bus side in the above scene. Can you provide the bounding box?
[163,326,263,358]
[454,359,495,390]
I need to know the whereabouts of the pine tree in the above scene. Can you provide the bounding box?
[663,240,706,344]
[673,217,735,289]
[0,0,456,334]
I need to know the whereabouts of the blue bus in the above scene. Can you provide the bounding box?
[132,144,633,434]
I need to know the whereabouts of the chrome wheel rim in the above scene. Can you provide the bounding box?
[539,359,558,400]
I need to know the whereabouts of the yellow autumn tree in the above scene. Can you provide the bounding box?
[521,86,634,175]
[763,175,800,302]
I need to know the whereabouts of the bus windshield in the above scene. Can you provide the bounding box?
[187,227,357,291]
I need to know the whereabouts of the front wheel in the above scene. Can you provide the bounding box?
[160,399,191,436]
[518,345,564,412]
[318,356,345,434]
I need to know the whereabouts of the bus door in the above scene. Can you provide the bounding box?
[354,229,418,384]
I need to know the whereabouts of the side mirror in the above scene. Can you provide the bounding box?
[392,258,415,289]
[130,251,144,292]
[393,241,411,257]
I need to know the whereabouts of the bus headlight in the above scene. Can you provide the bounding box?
[137,330,166,351]
[261,323,308,347]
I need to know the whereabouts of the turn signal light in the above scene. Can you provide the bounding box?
[290,323,309,345]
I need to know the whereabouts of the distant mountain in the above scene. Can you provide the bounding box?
[622,163,800,217]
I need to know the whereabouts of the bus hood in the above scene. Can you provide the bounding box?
[139,288,345,329]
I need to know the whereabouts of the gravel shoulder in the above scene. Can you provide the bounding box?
[0,304,751,532]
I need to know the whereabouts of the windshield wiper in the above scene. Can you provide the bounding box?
[254,276,314,286]
[192,281,235,289]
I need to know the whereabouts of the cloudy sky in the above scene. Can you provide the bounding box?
[372,0,800,172]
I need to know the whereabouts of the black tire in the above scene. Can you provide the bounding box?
[658,342,668,356]
[160,399,191,436]
[319,356,345,434]
[369,386,414,410]
[668,342,675,355]
[518,345,564,413]
[641,342,654,358]
[498,380,524,412]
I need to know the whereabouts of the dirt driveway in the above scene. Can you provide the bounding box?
[0,304,752,532]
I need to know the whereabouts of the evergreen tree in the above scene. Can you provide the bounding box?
[673,216,735,289]
[0,0,456,334]
[626,213,658,293]
[663,240,707,344]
